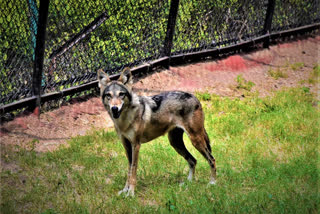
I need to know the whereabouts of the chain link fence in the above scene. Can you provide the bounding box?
[1,0,35,106]
[1,0,319,119]
[45,0,168,93]
[172,0,267,55]
[272,0,320,31]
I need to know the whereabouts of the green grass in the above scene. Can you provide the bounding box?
[299,63,320,85]
[308,64,320,84]
[290,62,305,71]
[236,75,255,91]
[268,62,307,80]
[268,68,288,80]
[313,63,320,77]
[1,87,319,213]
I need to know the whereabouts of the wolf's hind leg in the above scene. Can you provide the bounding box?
[185,107,217,185]
[168,127,197,181]
[188,129,217,185]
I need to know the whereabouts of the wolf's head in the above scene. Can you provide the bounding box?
[97,67,133,119]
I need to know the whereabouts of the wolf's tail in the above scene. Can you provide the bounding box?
[204,130,212,153]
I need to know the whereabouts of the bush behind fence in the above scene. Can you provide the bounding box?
[0,0,319,116]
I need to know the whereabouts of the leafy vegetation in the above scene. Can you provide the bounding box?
[1,0,319,105]
[1,87,319,213]
[268,62,308,80]
[235,74,255,91]
[299,63,320,85]
[272,0,319,30]
[290,62,305,71]
[268,67,288,80]
[311,63,320,80]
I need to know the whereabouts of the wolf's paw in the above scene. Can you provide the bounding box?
[208,178,216,185]
[118,186,135,197]
[125,188,135,197]
[118,186,129,196]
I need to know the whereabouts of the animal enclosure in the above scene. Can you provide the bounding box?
[1,0,319,118]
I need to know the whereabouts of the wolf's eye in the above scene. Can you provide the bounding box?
[119,92,126,98]
[106,93,112,100]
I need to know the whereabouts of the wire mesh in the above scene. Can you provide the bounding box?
[172,0,268,55]
[272,0,320,31]
[0,0,37,106]
[44,0,169,96]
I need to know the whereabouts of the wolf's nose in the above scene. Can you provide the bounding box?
[111,106,118,113]
[111,106,121,119]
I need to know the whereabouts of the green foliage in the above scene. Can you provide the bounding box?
[268,62,307,80]
[195,91,212,101]
[299,63,320,85]
[1,87,319,213]
[290,62,305,71]
[1,0,170,103]
[0,0,33,56]
[312,63,320,77]
[236,74,255,91]
[173,0,260,52]
[273,0,318,30]
[0,0,35,103]
[45,0,169,72]
[1,0,318,104]
[268,67,288,79]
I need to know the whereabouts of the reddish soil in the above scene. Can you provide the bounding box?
[1,35,319,153]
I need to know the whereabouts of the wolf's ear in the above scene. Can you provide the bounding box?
[119,67,133,86]
[97,69,110,88]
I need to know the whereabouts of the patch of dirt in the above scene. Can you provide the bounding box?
[135,36,319,97]
[1,35,319,153]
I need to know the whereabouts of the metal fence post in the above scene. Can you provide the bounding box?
[263,0,276,48]
[162,0,180,66]
[27,0,39,61]
[31,0,50,115]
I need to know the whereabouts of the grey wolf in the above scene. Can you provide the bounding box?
[97,67,216,196]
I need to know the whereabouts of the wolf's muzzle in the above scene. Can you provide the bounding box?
[111,106,121,119]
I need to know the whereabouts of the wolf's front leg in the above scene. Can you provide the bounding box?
[118,137,132,196]
[126,143,141,197]
[119,141,141,197]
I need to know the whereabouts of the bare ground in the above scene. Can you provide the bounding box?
[0,35,319,153]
